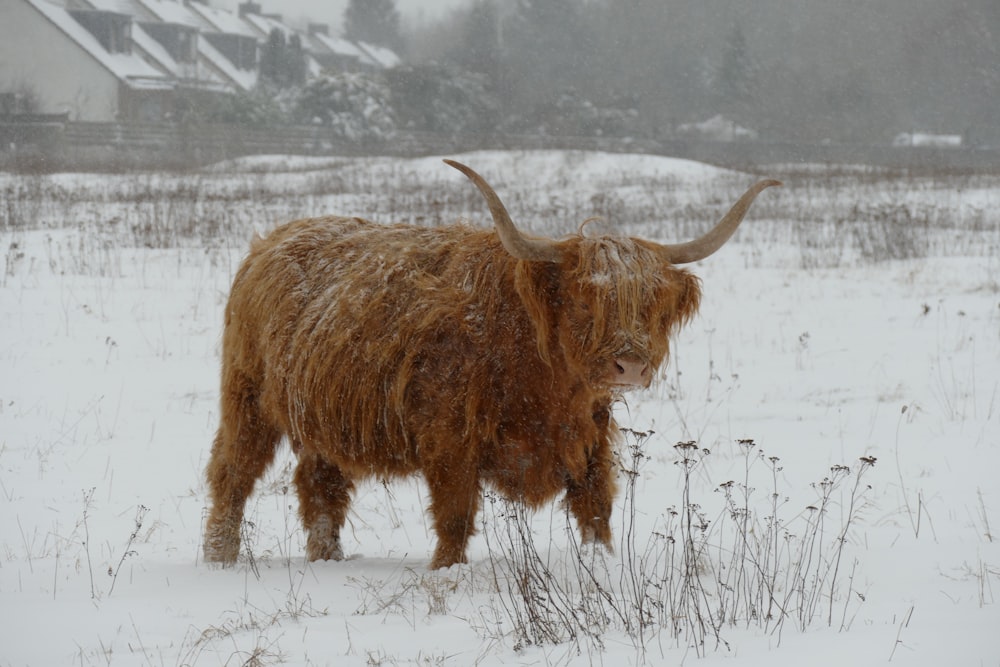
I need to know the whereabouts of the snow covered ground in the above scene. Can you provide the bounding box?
[1,151,997,665]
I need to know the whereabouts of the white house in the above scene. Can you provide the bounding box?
[355,41,400,69]
[186,0,259,90]
[304,26,367,70]
[78,0,232,96]
[0,0,403,123]
[237,5,322,79]
[892,132,963,148]
[129,0,258,91]
[0,0,175,121]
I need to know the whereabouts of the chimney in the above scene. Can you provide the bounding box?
[238,2,261,17]
[308,23,329,36]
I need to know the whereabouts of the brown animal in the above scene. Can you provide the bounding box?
[202,160,779,569]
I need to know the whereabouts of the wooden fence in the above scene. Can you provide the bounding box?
[2,119,999,173]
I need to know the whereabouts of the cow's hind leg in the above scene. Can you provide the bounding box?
[294,450,353,561]
[203,377,282,565]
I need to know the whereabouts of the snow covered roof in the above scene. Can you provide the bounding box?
[892,132,963,148]
[192,35,255,91]
[134,0,211,30]
[130,22,228,90]
[26,0,402,100]
[306,56,322,79]
[185,1,258,38]
[355,41,401,69]
[83,0,143,14]
[27,0,174,90]
[310,32,376,67]
[308,33,401,70]
[130,21,180,74]
[241,12,295,41]
[71,0,235,92]
[677,114,758,142]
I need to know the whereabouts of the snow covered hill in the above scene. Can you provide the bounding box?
[1,151,997,665]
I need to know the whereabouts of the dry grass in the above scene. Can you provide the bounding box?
[2,156,997,271]
[476,431,876,657]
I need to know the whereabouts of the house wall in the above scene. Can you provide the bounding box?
[0,0,122,121]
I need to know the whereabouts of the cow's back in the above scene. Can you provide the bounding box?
[223,216,497,475]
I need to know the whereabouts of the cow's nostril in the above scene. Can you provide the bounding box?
[615,362,625,374]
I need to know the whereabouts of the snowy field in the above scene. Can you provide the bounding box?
[1,150,998,666]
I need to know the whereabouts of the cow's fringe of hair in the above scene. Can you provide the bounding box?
[514,235,702,373]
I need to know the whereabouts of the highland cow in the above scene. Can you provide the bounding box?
[202,160,779,569]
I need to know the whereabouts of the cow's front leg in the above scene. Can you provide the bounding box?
[424,462,481,569]
[565,435,616,549]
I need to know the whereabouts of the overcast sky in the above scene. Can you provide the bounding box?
[214,0,471,32]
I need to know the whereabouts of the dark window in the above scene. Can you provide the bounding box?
[204,33,257,71]
[142,23,198,64]
[69,10,132,55]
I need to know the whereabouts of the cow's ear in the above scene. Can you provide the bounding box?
[674,271,702,327]
[514,259,560,365]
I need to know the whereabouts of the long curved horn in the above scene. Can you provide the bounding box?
[444,159,562,262]
[659,179,782,264]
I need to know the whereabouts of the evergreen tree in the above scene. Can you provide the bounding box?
[258,28,285,88]
[502,0,595,111]
[344,0,402,51]
[285,34,307,87]
[452,0,501,82]
[259,29,307,90]
[716,23,755,111]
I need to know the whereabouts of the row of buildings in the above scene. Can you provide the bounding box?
[0,0,401,122]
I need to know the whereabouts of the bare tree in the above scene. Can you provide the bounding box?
[404,0,1000,145]
[344,0,403,51]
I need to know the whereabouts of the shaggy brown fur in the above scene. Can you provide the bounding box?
[203,163,777,569]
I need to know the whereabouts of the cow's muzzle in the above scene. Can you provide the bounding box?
[610,357,651,388]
